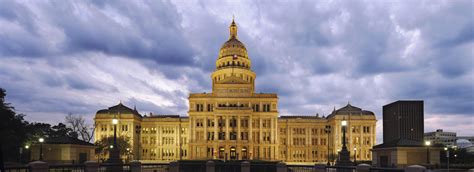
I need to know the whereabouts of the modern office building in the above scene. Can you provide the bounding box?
[382,100,424,143]
[373,100,441,168]
[93,19,377,163]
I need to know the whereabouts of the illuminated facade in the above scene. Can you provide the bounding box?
[94,19,376,163]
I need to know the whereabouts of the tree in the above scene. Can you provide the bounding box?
[95,136,131,161]
[65,113,93,142]
[0,88,29,164]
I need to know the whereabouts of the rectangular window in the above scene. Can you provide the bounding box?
[218,132,225,140]
[207,132,214,140]
[207,104,213,112]
[230,132,237,140]
[196,104,204,112]
[207,119,214,127]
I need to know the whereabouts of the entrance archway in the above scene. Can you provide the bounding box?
[230,147,236,160]
[241,147,248,159]
[219,147,225,159]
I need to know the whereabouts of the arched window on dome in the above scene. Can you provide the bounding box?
[237,61,240,66]
[232,61,235,66]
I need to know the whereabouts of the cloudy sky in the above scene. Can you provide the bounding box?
[0,0,473,143]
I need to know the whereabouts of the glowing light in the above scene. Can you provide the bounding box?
[425,141,431,146]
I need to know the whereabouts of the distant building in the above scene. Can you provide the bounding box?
[457,136,474,146]
[424,129,474,154]
[424,129,457,147]
[30,136,96,164]
[382,100,424,143]
[373,100,441,168]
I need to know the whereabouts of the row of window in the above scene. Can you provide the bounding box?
[278,126,372,135]
[194,118,271,128]
[195,103,274,112]
[141,149,187,158]
[217,60,250,69]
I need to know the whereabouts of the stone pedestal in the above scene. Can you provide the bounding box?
[84,161,99,172]
[130,161,141,172]
[314,164,326,172]
[241,161,250,172]
[336,149,352,166]
[404,165,426,172]
[170,161,179,172]
[356,164,371,172]
[29,161,48,172]
[206,161,215,172]
[276,162,286,172]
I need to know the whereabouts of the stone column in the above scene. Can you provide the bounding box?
[84,161,99,172]
[130,161,141,172]
[226,117,229,140]
[237,116,241,140]
[204,116,208,141]
[206,160,215,172]
[241,161,250,172]
[29,161,48,172]
[214,115,218,140]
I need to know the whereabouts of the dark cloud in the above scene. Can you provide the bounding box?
[1,1,195,65]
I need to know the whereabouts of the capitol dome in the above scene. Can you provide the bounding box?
[218,19,249,59]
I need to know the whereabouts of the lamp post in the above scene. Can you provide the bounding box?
[126,148,130,163]
[325,125,331,166]
[425,141,431,165]
[353,147,357,165]
[335,119,352,166]
[38,138,44,161]
[444,147,449,171]
[107,117,121,163]
[24,145,29,163]
[135,125,141,161]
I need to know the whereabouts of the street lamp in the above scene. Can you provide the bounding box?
[325,125,331,166]
[425,141,431,164]
[353,147,357,164]
[107,116,121,163]
[444,147,449,171]
[336,119,352,166]
[126,148,130,162]
[23,145,30,163]
[38,138,44,161]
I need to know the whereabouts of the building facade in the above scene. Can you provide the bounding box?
[424,129,457,147]
[94,19,376,163]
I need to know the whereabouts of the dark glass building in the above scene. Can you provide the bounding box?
[382,100,424,143]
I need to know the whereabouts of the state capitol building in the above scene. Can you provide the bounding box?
[94,19,376,163]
